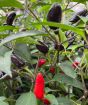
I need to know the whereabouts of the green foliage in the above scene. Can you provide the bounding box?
[14,44,31,62]
[0,50,12,77]
[45,94,58,105]
[57,97,75,105]
[0,0,23,8]
[31,22,85,37]
[59,61,77,78]
[16,91,37,105]
[71,0,87,3]
[0,31,48,46]
[54,73,83,90]
[0,0,88,105]
[0,97,9,105]
[0,26,16,32]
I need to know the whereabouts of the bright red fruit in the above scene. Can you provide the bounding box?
[33,73,45,100]
[38,59,46,67]
[43,98,51,105]
[72,61,79,68]
[50,67,55,74]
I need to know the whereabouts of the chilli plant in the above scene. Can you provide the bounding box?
[0,0,88,105]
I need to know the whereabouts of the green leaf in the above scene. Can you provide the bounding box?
[14,44,31,62]
[0,0,23,8]
[0,46,10,56]
[68,44,83,51]
[16,91,37,105]
[60,61,77,78]
[30,22,85,38]
[79,16,88,23]
[0,26,16,32]
[16,37,38,44]
[54,73,83,90]
[0,34,9,39]
[51,0,62,3]
[71,0,87,3]
[84,49,88,65]
[45,87,53,93]
[45,87,57,93]
[0,51,12,77]
[45,94,58,105]
[59,29,68,48]
[57,97,74,105]
[0,97,9,105]
[0,31,48,46]
[57,97,81,105]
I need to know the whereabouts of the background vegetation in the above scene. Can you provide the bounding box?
[0,0,88,105]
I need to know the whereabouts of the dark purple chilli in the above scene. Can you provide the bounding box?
[47,4,62,30]
[70,9,88,23]
[36,41,49,54]
[6,12,16,25]
[11,54,25,68]
[54,43,64,51]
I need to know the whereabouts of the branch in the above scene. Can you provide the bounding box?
[63,2,79,12]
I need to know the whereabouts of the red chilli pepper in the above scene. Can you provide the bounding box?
[34,73,45,100]
[38,59,46,67]
[50,67,55,74]
[72,61,79,68]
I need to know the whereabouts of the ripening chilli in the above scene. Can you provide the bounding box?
[47,3,62,32]
[6,12,16,25]
[33,73,45,100]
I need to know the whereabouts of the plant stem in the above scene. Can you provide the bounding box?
[26,8,57,43]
